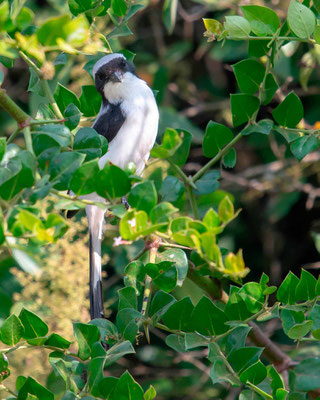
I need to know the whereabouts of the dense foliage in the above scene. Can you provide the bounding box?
[1,0,320,399]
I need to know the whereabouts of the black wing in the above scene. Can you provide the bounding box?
[92,101,125,143]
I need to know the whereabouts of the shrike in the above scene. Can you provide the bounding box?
[69,53,159,319]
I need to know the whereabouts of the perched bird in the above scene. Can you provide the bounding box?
[69,53,159,320]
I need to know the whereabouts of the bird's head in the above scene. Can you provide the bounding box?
[92,53,136,102]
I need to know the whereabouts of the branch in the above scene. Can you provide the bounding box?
[0,87,30,127]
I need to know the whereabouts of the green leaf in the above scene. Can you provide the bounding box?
[160,175,185,203]
[190,296,228,335]
[203,121,233,158]
[90,318,120,346]
[295,269,317,301]
[119,209,150,240]
[17,376,54,400]
[223,148,236,168]
[144,385,156,400]
[44,333,71,349]
[277,271,299,304]
[219,326,251,357]
[241,5,280,36]
[185,332,210,349]
[169,129,192,166]
[239,390,264,400]
[144,261,178,292]
[150,128,182,159]
[218,196,234,223]
[287,320,313,340]
[159,248,188,286]
[228,346,263,374]
[240,361,267,385]
[79,85,102,117]
[165,334,187,352]
[281,309,305,335]
[230,94,260,127]
[73,322,100,360]
[69,159,100,196]
[194,170,220,195]
[272,91,303,128]
[290,135,320,161]
[49,152,85,190]
[19,309,48,339]
[294,358,320,391]
[96,162,131,199]
[64,103,81,130]
[288,0,315,39]
[116,308,142,342]
[111,0,127,16]
[162,297,194,331]
[124,260,145,295]
[238,282,264,313]
[118,286,137,311]
[99,376,119,399]
[0,314,24,345]
[224,16,251,38]
[0,150,36,200]
[0,137,6,162]
[262,73,279,105]
[105,340,135,366]
[128,181,157,214]
[232,59,265,94]
[32,124,71,147]
[73,127,107,161]
[149,290,176,320]
[163,0,178,34]
[150,202,178,225]
[203,208,221,231]
[242,119,274,136]
[268,365,285,397]
[208,345,238,385]
[54,82,80,112]
[68,0,100,16]
[0,352,10,382]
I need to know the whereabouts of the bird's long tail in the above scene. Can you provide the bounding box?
[86,205,105,320]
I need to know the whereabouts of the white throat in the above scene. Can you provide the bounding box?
[103,72,149,104]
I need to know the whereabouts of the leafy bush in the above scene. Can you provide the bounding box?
[1,0,320,399]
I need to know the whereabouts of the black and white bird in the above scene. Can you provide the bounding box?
[70,53,159,320]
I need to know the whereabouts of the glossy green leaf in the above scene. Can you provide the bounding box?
[150,128,182,159]
[190,296,228,335]
[32,124,71,148]
[228,346,263,374]
[163,0,178,34]
[0,314,24,345]
[219,326,251,357]
[194,170,220,195]
[17,376,54,400]
[232,59,265,94]
[150,202,178,225]
[169,129,192,166]
[218,196,234,223]
[162,297,194,331]
[160,175,185,203]
[238,282,264,313]
[223,148,236,168]
[124,260,145,295]
[224,16,251,38]
[165,333,186,352]
[240,361,267,385]
[73,322,100,360]
[73,127,108,161]
[295,269,317,301]
[90,318,120,346]
[69,159,100,196]
[128,181,157,214]
[111,0,127,16]
[185,332,210,350]
[96,162,130,199]
[79,85,102,117]
[287,320,313,340]
[149,290,176,320]
[203,121,233,158]
[144,385,157,400]
[281,309,305,335]
[288,0,315,39]
[239,390,264,400]
[44,333,71,350]
[54,82,80,112]
[272,91,303,128]
[116,308,142,342]
[144,261,178,292]
[0,137,6,162]
[49,152,85,190]
[242,119,274,136]
[262,73,279,105]
[19,308,48,339]
[118,286,137,311]
[68,0,100,16]
[231,94,260,127]
[64,103,81,130]
[99,376,119,399]
[277,271,299,304]
[159,248,188,286]
[290,135,320,161]
[241,5,280,36]
[105,340,135,366]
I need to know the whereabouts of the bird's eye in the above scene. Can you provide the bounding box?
[97,72,104,81]
[120,59,126,67]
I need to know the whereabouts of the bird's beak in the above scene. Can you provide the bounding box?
[112,71,122,83]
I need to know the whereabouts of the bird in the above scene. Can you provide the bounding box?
[68,53,159,320]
